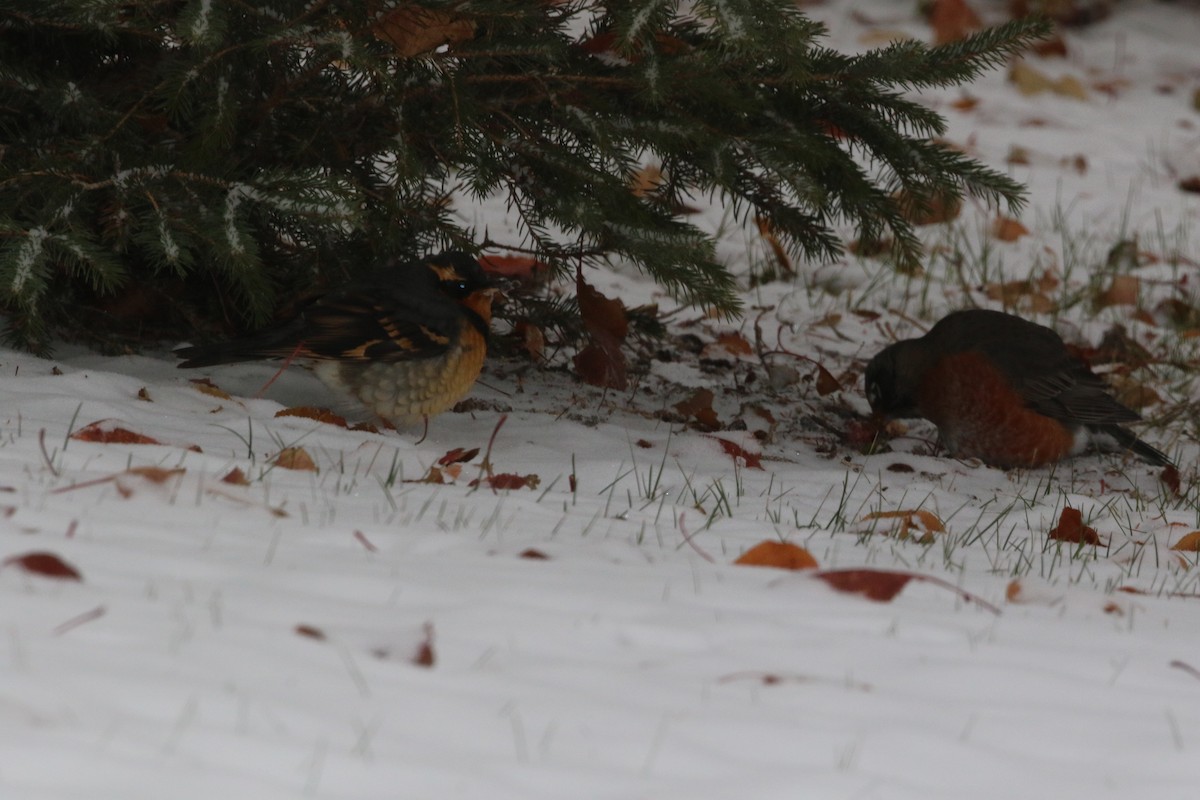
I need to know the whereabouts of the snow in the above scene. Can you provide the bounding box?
[4,2,1200,798]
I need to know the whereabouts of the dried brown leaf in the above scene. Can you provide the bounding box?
[1170,531,1200,552]
[372,5,476,58]
[3,551,82,581]
[674,388,721,431]
[274,447,317,472]
[1047,507,1100,545]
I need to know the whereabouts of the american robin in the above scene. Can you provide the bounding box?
[176,251,497,426]
[864,309,1172,469]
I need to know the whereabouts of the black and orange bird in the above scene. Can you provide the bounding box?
[864,309,1172,469]
[176,251,497,426]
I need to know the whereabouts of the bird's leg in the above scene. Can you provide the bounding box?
[256,342,306,398]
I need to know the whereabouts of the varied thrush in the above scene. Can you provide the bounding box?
[176,251,497,426]
[865,309,1172,469]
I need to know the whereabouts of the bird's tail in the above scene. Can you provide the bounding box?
[1094,424,1174,468]
[175,322,305,369]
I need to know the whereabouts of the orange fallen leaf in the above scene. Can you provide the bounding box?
[125,466,185,484]
[409,465,448,484]
[755,214,794,275]
[189,377,232,400]
[814,569,1000,613]
[674,388,721,431]
[438,447,480,466]
[1170,531,1200,552]
[71,422,163,446]
[715,332,754,357]
[814,363,842,396]
[929,0,982,44]
[478,254,548,281]
[735,541,819,570]
[950,94,980,112]
[574,273,628,390]
[276,406,350,428]
[3,551,82,581]
[1009,61,1088,99]
[817,568,913,601]
[372,5,476,58]
[1031,33,1069,58]
[221,467,251,486]
[514,321,546,361]
[413,622,436,668]
[708,437,763,470]
[1047,507,1100,545]
[274,447,317,472]
[469,473,540,490]
[893,188,962,225]
[1162,465,1181,496]
[992,216,1030,242]
[1095,274,1139,308]
[295,624,327,640]
[629,164,664,197]
[862,508,944,542]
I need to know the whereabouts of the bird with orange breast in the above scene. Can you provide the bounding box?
[864,309,1172,469]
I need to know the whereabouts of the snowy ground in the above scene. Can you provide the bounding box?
[4,2,1200,798]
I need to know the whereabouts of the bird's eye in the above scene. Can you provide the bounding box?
[441,279,471,298]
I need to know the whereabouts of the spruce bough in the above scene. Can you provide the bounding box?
[0,1,1048,351]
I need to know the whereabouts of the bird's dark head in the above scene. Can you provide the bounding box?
[864,340,922,419]
[425,251,494,300]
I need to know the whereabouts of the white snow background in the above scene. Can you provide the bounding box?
[4,2,1200,798]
